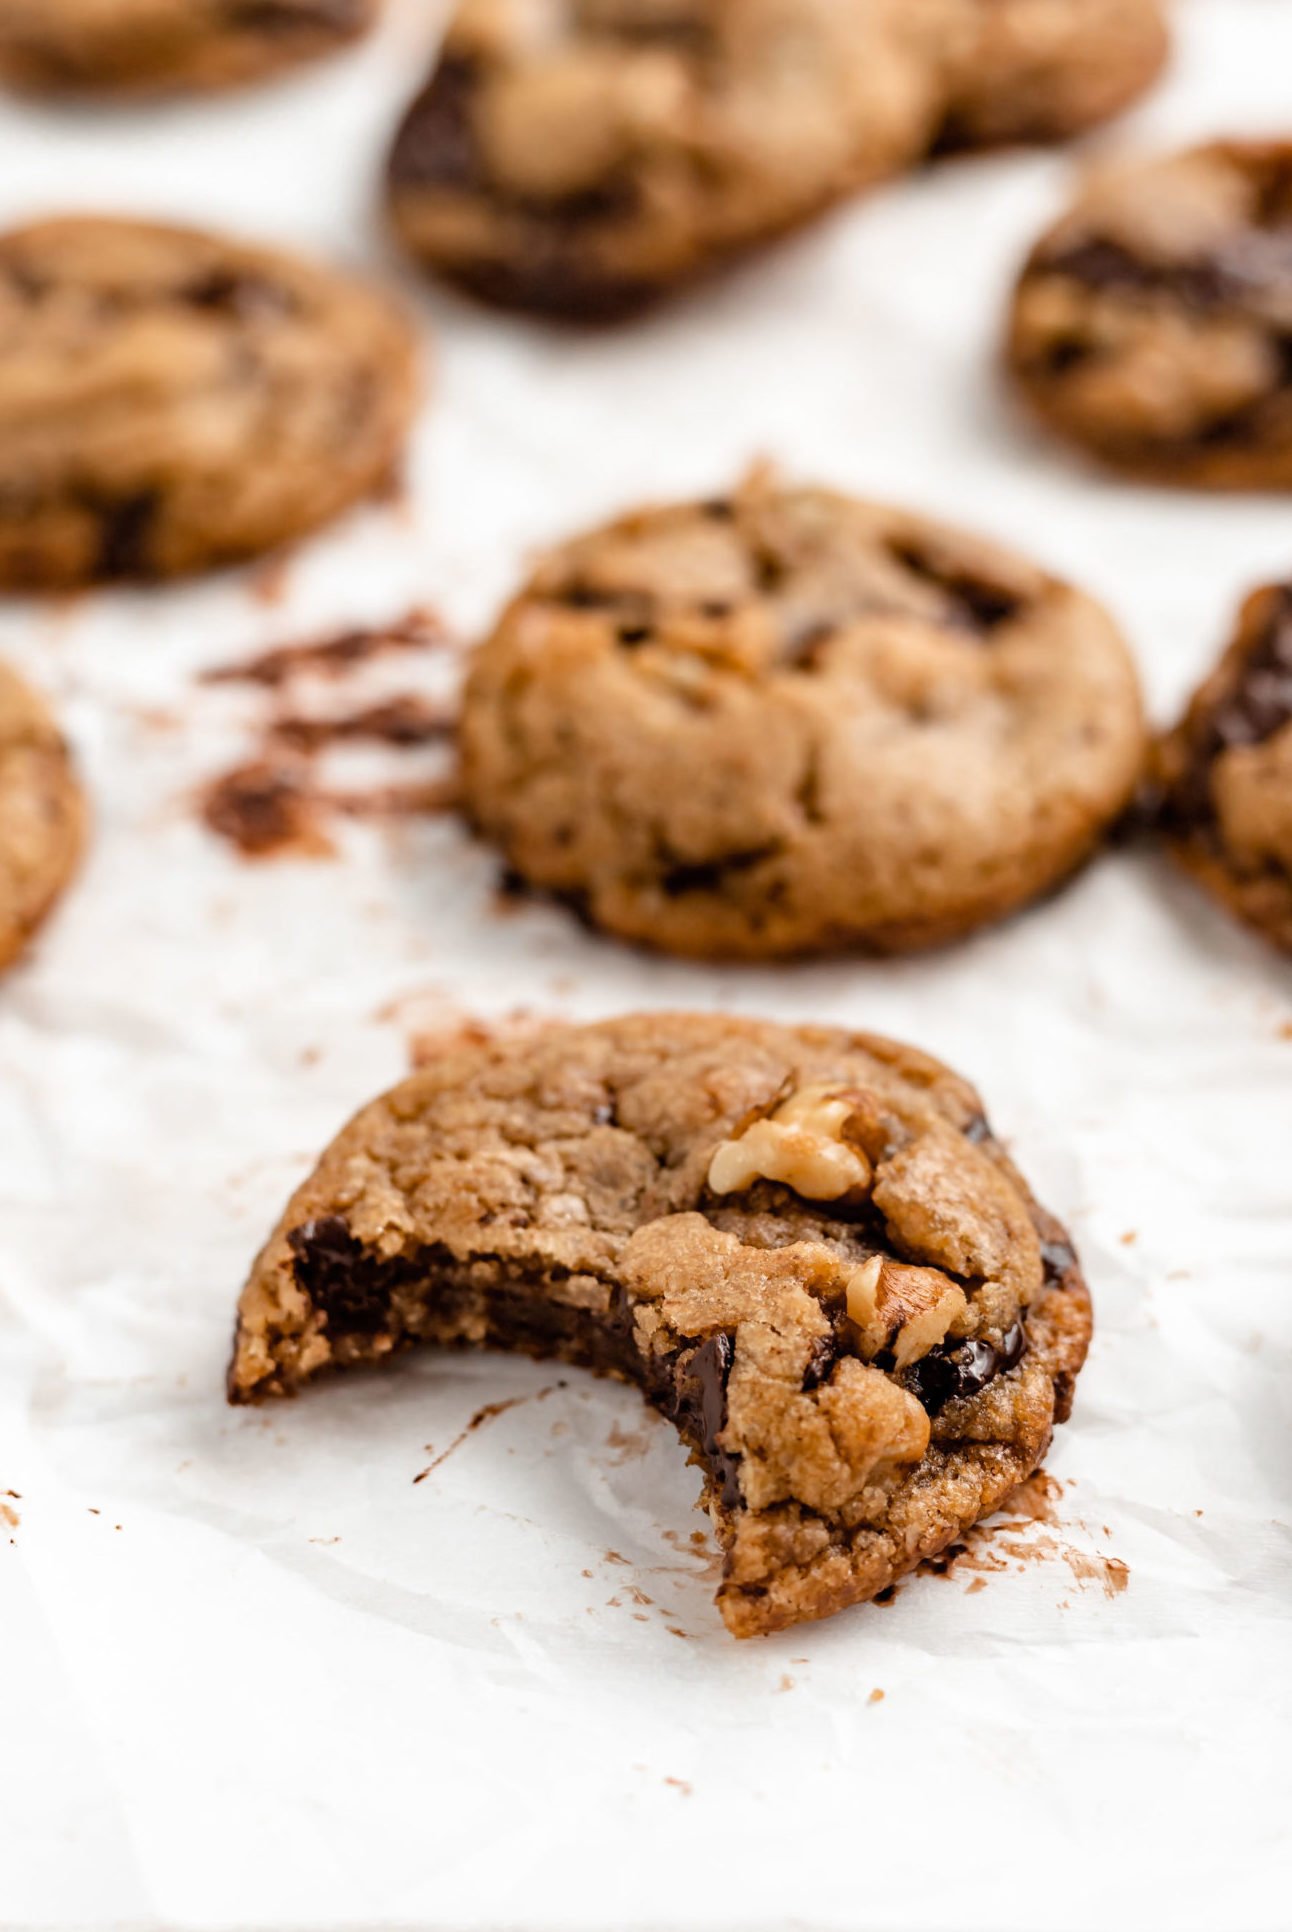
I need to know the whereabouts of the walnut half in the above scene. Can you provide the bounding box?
[845,1255,968,1370]
[707,1084,875,1203]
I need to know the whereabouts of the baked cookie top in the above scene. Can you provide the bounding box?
[1008,141,1292,489]
[0,660,84,972]
[460,475,1146,958]
[385,0,943,317]
[936,0,1168,150]
[0,0,377,96]
[0,216,419,588]
[1158,582,1292,954]
[229,1013,1092,1637]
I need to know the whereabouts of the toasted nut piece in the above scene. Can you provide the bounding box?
[844,1256,968,1368]
[708,1083,874,1202]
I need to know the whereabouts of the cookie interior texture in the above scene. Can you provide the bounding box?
[0,216,419,589]
[229,1014,1093,1638]
[384,0,1169,317]
[0,0,378,96]
[1008,140,1292,489]
[0,659,85,972]
[1158,581,1292,953]
[459,475,1146,958]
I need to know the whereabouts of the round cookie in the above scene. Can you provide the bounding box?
[459,475,1147,959]
[0,216,420,590]
[1007,141,1292,489]
[935,0,1168,150]
[385,0,945,319]
[1158,582,1292,955]
[229,1012,1093,1638]
[0,661,84,972]
[0,0,377,97]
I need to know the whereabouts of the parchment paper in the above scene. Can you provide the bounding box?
[1,3,1290,1927]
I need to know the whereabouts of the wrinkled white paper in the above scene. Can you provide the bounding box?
[1,3,1290,1926]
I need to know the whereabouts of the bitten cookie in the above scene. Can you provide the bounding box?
[459,475,1146,958]
[0,0,377,96]
[229,1013,1093,1638]
[1008,141,1292,489]
[1158,582,1292,955]
[384,0,944,318]
[0,661,84,971]
[0,217,420,589]
[936,0,1168,150]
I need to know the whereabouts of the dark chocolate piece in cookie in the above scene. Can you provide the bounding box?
[458,473,1146,958]
[228,1013,1093,1638]
[384,0,944,318]
[0,216,420,589]
[0,660,85,971]
[1157,581,1292,953]
[1008,142,1292,489]
[0,0,377,97]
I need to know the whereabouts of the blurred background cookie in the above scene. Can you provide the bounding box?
[1007,141,1292,488]
[1158,581,1292,953]
[0,0,379,97]
[385,0,944,318]
[935,0,1168,150]
[0,660,84,972]
[460,472,1147,958]
[0,215,420,589]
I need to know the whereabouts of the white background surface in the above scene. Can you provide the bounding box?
[1,3,1290,1927]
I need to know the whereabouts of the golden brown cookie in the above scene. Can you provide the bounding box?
[228,1013,1093,1638]
[936,0,1168,150]
[459,475,1147,959]
[1158,581,1292,954]
[385,0,945,318]
[0,216,420,590]
[0,661,84,972]
[0,0,378,97]
[1007,142,1292,489]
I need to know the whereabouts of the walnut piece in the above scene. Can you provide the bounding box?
[707,1084,875,1202]
[845,1255,968,1369]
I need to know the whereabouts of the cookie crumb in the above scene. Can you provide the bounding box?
[868,1688,885,1706]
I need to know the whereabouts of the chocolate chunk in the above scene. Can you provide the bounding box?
[660,845,779,898]
[1041,229,1292,317]
[97,491,158,578]
[182,269,294,320]
[1171,587,1292,829]
[906,1326,1029,1416]
[800,1333,837,1393]
[228,0,368,35]
[1040,1236,1077,1286]
[287,1216,420,1334]
[888,540,1022,635]
[667,1332,741,1508]
[963,1111,992,1145]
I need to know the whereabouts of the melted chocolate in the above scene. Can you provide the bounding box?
[886,540,1022,636]
[288,1216,423,1334]
[1041,229,1292,316]
[97,491,158,578]
[1172,586,1292,828]
[665,1333,741,1508]
[906,1321,1027,1417]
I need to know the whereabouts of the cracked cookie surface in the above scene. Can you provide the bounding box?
[229,1013,1093,1638]
[0,0,377,96]
[0,660,84,972]
[0,216,419,589]
[384,0,945,318]
[459,476,1146,958]
[1158,581,1292,954]
[936,0,1167,150]
[1008,142,1292,489]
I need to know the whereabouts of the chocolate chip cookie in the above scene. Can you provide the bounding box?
[1158,582,1292,954]
[0,661,84,972]
[0,0,377,96]
[1008,142,1292,489]
[936,0,1168,150]
[459,475,1146,958]
[0,217,420,590]
[229,1013,1092,1638]
[384,0,945,318]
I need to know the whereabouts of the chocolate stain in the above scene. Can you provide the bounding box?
[202,607,451,687]
[412,1384,560,1483]
[916,1473,1131,1601]
[268,693,456,753]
